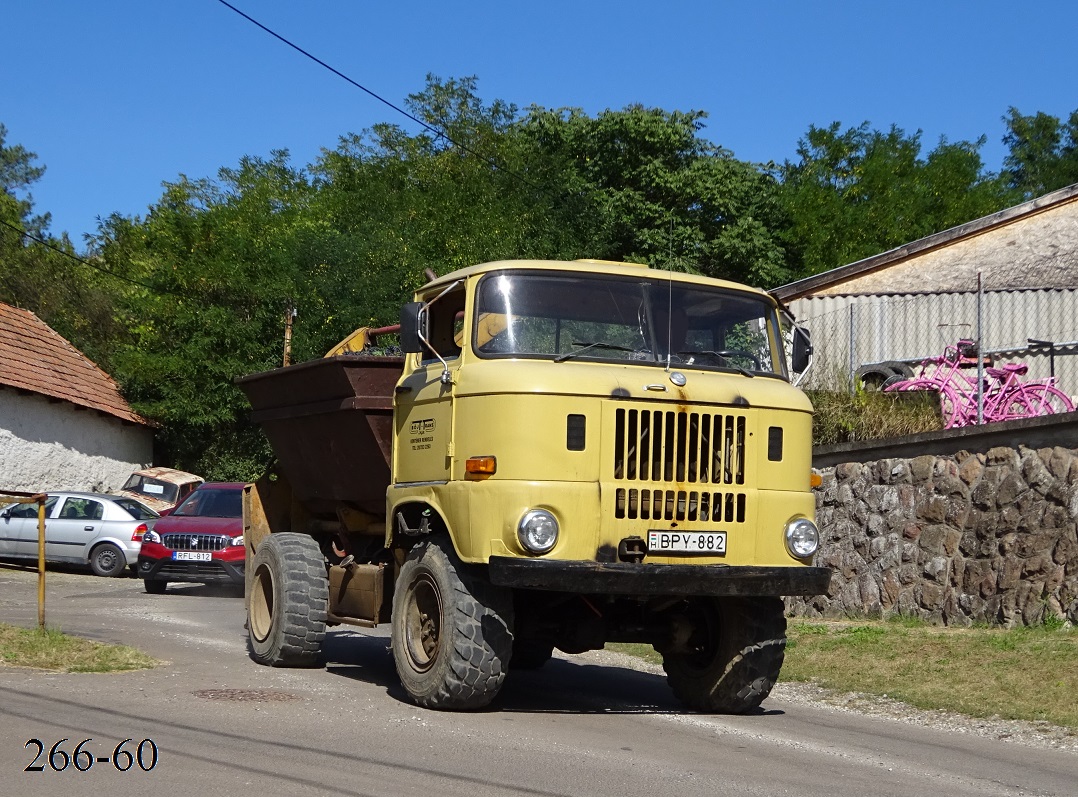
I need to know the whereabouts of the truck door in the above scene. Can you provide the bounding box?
[394,286,466,485]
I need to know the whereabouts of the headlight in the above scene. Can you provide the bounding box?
[784,517,820,559]
[230,534,244,547]
[142,529,161,545]
[517,509,559,554]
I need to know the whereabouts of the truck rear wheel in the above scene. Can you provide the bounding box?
[248,533,329,668]
[658,596,786,714]
[391,537,513,710]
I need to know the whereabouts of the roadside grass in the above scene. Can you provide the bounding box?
[608,617,1078,730]
[0,623,158,673]
[808,388,942,446]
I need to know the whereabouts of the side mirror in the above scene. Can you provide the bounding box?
[399,302,425,354]
[0,508,10,520]
[792,326,812,373]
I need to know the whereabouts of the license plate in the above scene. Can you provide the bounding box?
[173,551,212,562]
[647,531,727,554]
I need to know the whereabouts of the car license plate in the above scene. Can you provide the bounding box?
[647,531,727,554]
[173,551,212,562]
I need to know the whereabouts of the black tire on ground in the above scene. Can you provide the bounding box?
[144,579,167,594]
[247,533,329,668]
[881,374,910,390]
[509,639,554,670]
[391,536,514,710]
[881,361,915,379]
[855,364,895,391]
[89,542,127,577]
[658,596,787,714]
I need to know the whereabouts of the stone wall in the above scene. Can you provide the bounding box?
[789,445,1078,627]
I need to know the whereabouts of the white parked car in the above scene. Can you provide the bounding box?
[0,492,159,577]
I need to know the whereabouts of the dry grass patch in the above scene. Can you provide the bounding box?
[0,623,158,673]
[808,388,942,446]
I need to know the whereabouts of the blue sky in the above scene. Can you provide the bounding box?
[4,1,1077,245]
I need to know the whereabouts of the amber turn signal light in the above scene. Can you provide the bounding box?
[466,456,497,476]
[810,471,822,488]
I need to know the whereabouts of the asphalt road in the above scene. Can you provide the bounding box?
[1,564,1076,797]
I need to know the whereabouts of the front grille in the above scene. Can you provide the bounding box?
[162,534,229,552]
[613,408,746,484]
[611,407,749,524]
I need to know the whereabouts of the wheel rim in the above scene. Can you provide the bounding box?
[95,546,120,574]
[249,563,274,643]
[403,572,442,672]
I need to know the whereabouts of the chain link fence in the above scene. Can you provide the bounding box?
[791,285,1078,403]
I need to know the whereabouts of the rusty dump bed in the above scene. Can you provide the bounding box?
[236,355,403,517]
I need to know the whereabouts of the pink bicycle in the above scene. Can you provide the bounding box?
[883,341,1074,428]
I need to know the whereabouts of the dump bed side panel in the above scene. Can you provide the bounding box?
[236,355,402,517]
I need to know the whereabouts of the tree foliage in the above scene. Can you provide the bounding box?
[1002,106,1078,198]
[776,122,1016,275]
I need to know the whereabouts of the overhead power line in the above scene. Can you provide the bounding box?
[0,218,166,292]
[215,0,548,193]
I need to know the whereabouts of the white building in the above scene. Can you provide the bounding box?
[0,303,153,493]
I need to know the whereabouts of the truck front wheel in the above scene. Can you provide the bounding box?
[658,596,786,714]
[248,533,329,667]
[391,537,513,710]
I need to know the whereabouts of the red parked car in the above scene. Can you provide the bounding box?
[137,482,245,594]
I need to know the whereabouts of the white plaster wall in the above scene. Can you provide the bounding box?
[0,389,153,493]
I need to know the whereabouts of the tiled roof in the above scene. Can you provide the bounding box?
[0,302,151,427]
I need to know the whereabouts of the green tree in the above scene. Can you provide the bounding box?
[1002,106,1078,198]
[95,152,313,478]
[518,105,790,286]
[0,124,121,362]
[777,122,1014,275]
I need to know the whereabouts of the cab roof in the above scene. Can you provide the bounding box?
[421,259,773,301]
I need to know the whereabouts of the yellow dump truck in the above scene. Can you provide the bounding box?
[237,259,828,712]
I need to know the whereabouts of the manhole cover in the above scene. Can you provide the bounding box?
[192,689,298,702]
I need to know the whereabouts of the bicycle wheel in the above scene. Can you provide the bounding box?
[936,384,967,429]
[1020,384,1075,416]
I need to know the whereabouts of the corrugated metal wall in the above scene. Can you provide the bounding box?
[790,289,1078,398]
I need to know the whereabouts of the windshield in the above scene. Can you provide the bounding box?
[473,271,785,376]
[172,488,242,518]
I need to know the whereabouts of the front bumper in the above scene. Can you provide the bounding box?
[488,557,830,598]
[138,554,245,585]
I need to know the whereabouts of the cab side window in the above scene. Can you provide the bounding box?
[424,289,466,361]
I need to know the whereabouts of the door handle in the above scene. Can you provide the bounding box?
[84,526,94,531]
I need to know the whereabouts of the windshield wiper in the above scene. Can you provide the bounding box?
[676,350,756,377]
[554,341,635,363]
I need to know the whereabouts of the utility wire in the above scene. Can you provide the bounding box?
[0,218,166,292]
[215,0,549,194]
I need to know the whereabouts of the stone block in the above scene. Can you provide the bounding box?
[986,447,1019,467]
[958,454,986,486]
[996,472,1028,506]
[919,582,944,610]
[919,524,948,555]
[910,455,935,484]
[1047,447,1075,482]
[918,495,948,523]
